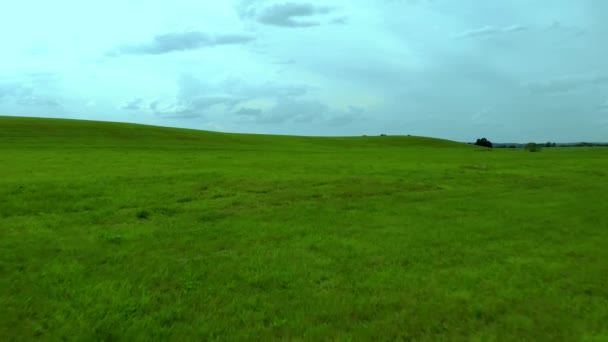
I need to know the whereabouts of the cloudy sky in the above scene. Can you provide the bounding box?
[1,0,607,142]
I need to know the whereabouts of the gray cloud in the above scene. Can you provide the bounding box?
[237,1,336,27]
[121,98,145,110]
[453,25,528,39]
[235,98,365,125]
[524,74,608,95]
[330,16,348,25]
[326,106,365,126]
[258,3,332,27]
[547,21,587,36]
[108,30,255,56]
[152,96,245,119]
[0,82,19,99]
[273,58,296,65]
[127,74,355,126]
[234,107,264,117]
[259,98,328,123]
[0,72,62,107]
[219,77,312,98]
[146,75,250,118]
[17,96,60,107]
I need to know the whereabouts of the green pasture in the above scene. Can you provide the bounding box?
[1,116,607,340]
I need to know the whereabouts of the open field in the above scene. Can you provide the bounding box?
[1,116,607,340]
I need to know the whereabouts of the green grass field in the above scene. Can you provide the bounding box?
[1,116,607,341]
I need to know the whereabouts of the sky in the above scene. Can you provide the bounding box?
[1,0,607,142]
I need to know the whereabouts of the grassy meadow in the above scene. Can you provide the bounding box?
[1,116,607,341]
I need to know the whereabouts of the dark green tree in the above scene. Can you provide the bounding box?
[475,138,493,148]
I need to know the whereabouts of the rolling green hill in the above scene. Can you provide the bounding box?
[0,116,466,149]
[1,116,607,340]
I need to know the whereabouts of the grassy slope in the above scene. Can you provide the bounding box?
[1,116,607,341]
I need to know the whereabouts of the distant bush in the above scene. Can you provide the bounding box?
[475,138,493,148]
[380,134,387,136]
[525,142,542,152]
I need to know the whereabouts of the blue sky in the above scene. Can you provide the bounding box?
[1,0,607,142]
